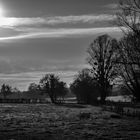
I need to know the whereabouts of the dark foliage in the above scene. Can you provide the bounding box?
[28,82,43,94]
[70,69,99,104]
[0,84,12,99]
[40,74,68,103]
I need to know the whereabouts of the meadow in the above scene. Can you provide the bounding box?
[0,102,140,140]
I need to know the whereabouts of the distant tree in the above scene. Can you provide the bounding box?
[87,34,119,103]
[0,84,12,99]
[55,81,68,101]
[70,69,99,104]
[40,74,67,103]
[12,87,20,94]
[28,83,41,94]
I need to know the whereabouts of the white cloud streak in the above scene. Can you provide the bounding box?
[0,14,116,27]
[0,14,119,41]
[0,27,121,41]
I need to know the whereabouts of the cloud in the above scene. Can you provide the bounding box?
[41,14,115,25]
[0,14,119,41]
[104,4,118,9]
[0,27,122,41]
[0,14,116,28]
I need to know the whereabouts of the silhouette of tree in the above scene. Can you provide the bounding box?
[12,87,20,94]
[70,69,99,104]
[116,0,140,101]
[40,74,67,103]
[28,83,42,94]
[55,81,68,101]
[118,33,140,101]
[117,0,140,35]
[87,34,118,103]
[0,84,12,99]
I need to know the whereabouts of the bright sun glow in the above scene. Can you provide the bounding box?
[0,6,17,27]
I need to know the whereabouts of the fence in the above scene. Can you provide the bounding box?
[0,98,50,104]
[104,101,140,118]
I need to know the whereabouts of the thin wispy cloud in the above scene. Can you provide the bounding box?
[0,14,118,41]
[0,14,116,28]
[0,27,121,41]
[104,4,118,9]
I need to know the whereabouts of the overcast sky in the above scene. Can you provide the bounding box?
[0,0,122,90]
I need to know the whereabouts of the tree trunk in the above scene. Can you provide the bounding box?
[134,88,140,102]
[48,92,56,103]
[100,87,107,104]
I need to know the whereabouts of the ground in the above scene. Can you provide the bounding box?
[0,103,140,140]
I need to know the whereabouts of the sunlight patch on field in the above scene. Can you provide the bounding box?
[106,95,133,102]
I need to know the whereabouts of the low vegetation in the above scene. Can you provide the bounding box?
[0,103,140,140]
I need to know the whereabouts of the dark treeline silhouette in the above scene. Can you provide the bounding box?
[0,84,21,99]
[0,74,68,104]
[70,69,99,104]
[1,84,13,99]
[28,83,42,94]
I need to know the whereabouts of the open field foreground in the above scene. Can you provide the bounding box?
[0,103,140,140]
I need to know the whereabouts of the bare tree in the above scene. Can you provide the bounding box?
[87,34,118,103]
[116,0,140,101]
[117,0,140,35]
[118,33,140,101]
[117,0,140,56]
[40,74,67,103]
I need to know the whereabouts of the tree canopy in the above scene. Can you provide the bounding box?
[40,74,68,103]
[87,34,118,103]
[70,69,99,104]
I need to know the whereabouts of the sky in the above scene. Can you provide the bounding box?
[0,0,122,91]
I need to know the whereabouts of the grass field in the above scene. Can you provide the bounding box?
[0,103,140,140]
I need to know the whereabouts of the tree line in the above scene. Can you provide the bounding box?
[0,0,140,104]
[0,74,68,104]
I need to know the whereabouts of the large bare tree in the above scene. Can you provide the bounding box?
[117,0,140,101]
[87,34,118,103]
[118,31,140,101]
